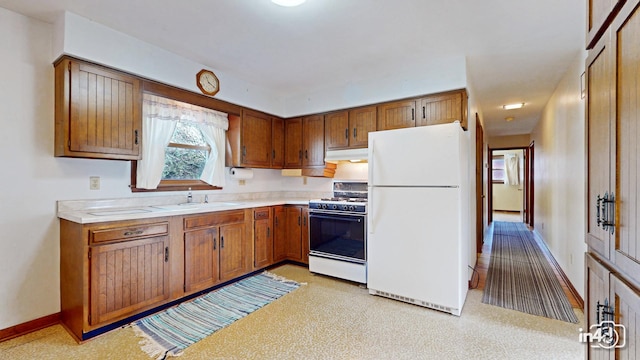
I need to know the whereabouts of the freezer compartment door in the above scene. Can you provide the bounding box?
[368,123,463,186]
[367,186,467,311]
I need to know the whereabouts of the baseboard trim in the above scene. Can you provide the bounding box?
[532,230,584,310]
[0,313,60,343]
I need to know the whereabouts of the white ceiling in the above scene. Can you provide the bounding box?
[0,0,585,137]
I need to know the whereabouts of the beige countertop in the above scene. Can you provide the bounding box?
[57,196,315,224]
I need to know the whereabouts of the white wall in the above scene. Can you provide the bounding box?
[530,50,588,297]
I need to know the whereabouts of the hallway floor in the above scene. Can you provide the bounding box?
[476,219,582,309]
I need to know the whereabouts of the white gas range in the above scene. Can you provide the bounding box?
[308,181,367,283]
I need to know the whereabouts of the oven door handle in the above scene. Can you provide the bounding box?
[309,214,363,223]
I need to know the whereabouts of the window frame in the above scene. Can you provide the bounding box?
[130,81,241,193]
[491,155,505,184]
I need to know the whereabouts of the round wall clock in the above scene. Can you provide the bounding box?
[196,69,220,96]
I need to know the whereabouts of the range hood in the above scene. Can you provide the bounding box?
[324,148,369,163]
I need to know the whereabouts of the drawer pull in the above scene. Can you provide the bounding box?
[124,230,144,236]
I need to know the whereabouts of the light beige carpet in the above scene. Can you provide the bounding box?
[0,264,584,360]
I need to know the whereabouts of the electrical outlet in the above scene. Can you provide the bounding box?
[89,176,100,190]
[239,180,246,186]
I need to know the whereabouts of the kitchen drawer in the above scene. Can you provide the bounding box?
[184,210,245,230]
[90,222,169,244]
[254,208,270,220]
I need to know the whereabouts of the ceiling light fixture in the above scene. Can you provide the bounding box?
[503,103,525,110]
[271,0,306,6]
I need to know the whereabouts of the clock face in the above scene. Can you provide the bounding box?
[197,70,219,95]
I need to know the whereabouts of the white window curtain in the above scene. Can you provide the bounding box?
[504,153,520,186]
[137,94,229,189]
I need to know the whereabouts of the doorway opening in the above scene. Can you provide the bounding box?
[487,146,534,226]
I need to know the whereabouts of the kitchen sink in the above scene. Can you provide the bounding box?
[88,208,152,216]
[151,202,242,211]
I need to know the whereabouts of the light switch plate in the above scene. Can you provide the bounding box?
[90,176,100,190]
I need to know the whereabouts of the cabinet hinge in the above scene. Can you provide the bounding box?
[88,248,91,260]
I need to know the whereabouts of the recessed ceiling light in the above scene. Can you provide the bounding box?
[272,0,306,6]
[505,116,515,122]
[503,103,525,110]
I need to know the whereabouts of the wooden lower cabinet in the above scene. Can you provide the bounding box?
[60,217,172,341]
[253,207,273,269]
[183,210,250,294]
[59,205,306,341]
[585,253,640,358]
[273,205,309,264]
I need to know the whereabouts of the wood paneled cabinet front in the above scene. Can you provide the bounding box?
[377,90,468,131]
[284,116,325,168]
[54,56,142,160]
[253,207,274,269]
[227,109,284,169]
[272,205,308,264]
[585,253,640,358]
[325,106,377,150]
[60,217,171,341]
[183,210,250,293]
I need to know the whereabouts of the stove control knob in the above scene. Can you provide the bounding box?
[342,205,348,211]
[331,204,338,210]
[348,205,355,211]
[321,204,328,209]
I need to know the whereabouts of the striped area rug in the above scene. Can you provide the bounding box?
[481,222,579,323]
[132,272,301,359]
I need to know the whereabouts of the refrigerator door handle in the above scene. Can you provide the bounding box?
[369,188,375,234]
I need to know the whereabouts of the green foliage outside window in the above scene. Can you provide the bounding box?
[162,122,209,180]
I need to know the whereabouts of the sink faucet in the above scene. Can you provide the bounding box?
[187,187,193,203]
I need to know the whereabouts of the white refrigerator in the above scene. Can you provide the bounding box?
[367,121,469,316]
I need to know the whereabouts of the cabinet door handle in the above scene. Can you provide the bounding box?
[267,227,270,238]
[411,108,415,121]
[303,216,306,226]
[134,130,139,145]
[298,150,302,160]
[353,128,357,139]
[221,236,224,249]
[272,149,276,159]
[164,247,169,263]
[124,230,144,236]
[345,128,349,139]
[305,150,308,159]
[596,194,602,227]
[242,146,247,158]
[298,216,301,226]
[213,237,216,250]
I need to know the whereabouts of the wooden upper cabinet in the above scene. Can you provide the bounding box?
[611,0,640,283]
[417,90,467,129]
[325,107,376,150]
[227,110,283,169]
[585,33,613,260]
[284,118,303,168]
[587,0,625,49]
[240,109,272,168]
[302,115,325,167]
[55,56,142,160]
[377,100,416,131]
[349,106,377,148]
[272,117,285,168]
[325,111,350,150]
